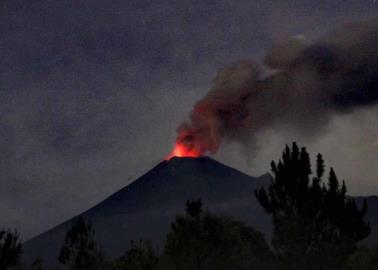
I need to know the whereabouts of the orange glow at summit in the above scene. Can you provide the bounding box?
[166,142,202,160]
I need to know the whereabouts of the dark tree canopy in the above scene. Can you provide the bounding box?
[162,199,276,270]
[343,247,378,270]
[113,240,158,270]
[58,216,105,270]
[0,229,22,270]
[255,142,370,270]
[30,257,46,270]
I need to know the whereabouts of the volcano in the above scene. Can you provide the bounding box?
[23,157,378,266]
[22,157,271,265]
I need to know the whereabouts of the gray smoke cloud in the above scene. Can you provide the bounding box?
[176,18,378,155]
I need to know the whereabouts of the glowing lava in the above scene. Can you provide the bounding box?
[166,142,201,160]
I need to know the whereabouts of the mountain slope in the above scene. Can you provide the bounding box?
[23,157,378,266]
[23,157,271,265]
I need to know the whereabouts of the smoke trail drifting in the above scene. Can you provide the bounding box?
[175,18,378,156]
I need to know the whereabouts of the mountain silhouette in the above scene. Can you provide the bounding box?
[23,156,378,266]
[23,157,271,265]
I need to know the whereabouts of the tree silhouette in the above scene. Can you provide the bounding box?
[162,199,276,270]
[0,229,22,270]
[255,142,370,270]
[113,240,158,270]
[30,257,46,270]
[58,216,105,270]
[343,247,378,270]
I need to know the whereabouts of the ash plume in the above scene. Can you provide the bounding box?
[176,18,378,155]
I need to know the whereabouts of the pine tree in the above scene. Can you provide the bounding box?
[113,240,158,270]
[343,247,378,270]
[0,229,22,270]
[30,257,45,270]
[162,199,276,270]
[255,142,370,270]
[58,216,105,270]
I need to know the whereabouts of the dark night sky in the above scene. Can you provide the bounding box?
[1,0,378,240]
